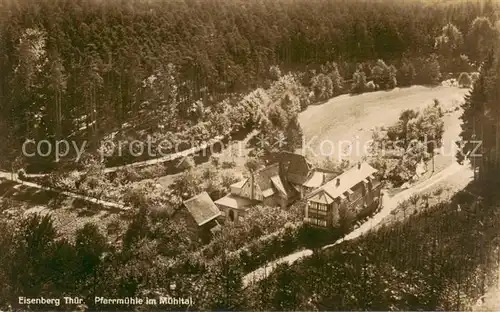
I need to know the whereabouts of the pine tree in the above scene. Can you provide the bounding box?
[285,116,304,152]
[484,51,500,171]
[457,51,495,179]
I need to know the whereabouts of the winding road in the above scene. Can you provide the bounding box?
[0,171,128,211]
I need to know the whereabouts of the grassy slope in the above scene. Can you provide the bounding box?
[299,85,469,164]
[0,179,128,242]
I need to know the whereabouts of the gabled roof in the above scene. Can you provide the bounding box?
[271,175,287,196]
[214,193,258,211]
[254,163,280,192]
[277,152,312,185]
[231,179,248,189]
[183,192,222,227]
[308,191,335,205]
[279,152,311,175]
[308,162,378,201]
[231,179,248,196]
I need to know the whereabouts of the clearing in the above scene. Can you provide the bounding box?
[299,85,469,163]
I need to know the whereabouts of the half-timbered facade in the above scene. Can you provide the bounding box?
[305,162,382,228]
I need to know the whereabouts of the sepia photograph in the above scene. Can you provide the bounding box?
[0,0,500,310]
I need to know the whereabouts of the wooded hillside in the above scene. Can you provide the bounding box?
[0,0,498,168]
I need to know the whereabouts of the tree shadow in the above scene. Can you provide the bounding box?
[0,179,62,207]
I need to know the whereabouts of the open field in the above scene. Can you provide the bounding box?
[299,85,469,163]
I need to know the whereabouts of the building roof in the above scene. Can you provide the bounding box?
[275,152,312,185]
[279,152,311,176]
[308,162,377,201]
[254,163,280,192]
[214,193,258,210]
[183,192,222,227]
[270,175,287,196]
[262,188,275,198]
[255,161,300,200]
[231,179,248,189]
[308,191,336,205]
[231,179,248,196]
[303,171,325,189]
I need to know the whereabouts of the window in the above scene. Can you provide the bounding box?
[228,210,235,222]
[309,202,328,212]
[306,217,327,227]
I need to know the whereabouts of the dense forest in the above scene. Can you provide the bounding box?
[1,0,499,170]
[243,181,500,311]
[2,0,500,310]
[244,9,500,310]
[459,49,500,179]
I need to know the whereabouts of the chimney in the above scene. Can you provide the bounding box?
[250,172,255,200]
[357,162,361,169]
[279,160,289,184]
[336,178,340,187]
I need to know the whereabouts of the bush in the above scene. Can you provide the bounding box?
[458,72,473,88]
[371,59,397,90]
[311,73,334,101]
[350,70,367,94]
[210,154,221,168]
[470,72,480,83]
[221,160,236,169]
[365,81,376,91]
[116,167,141,184]
[106,220,121,235]
[17,169,26,180]
[269,65,282,81]
[221,171,240,190]
[415,55,441,85]
[397,59,416,87]
[179,156,195,171]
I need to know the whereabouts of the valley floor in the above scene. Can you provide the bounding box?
[299,85,468,164]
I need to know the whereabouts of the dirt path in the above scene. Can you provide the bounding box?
[102,133,228,173]
[0,172,127,211]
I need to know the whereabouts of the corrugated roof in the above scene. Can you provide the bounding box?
[214,193,257,210]
[183,192,222,226]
